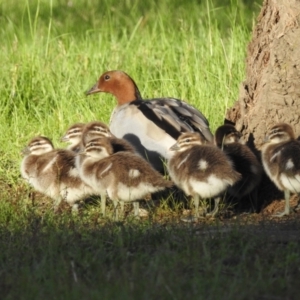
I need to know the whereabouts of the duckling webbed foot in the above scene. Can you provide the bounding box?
[273,191,291,217]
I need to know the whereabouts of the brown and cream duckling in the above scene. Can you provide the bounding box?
[168,132,241,221]
[82,121,136,153]
[261,123,300,217]
[215,124,262,211]
[73,121,136,216]
[20,136,94,212]
[78,138,172,220]
[61,122,85,153]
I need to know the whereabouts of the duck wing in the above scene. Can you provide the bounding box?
[131,98,213,142]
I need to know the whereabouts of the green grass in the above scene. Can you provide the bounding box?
[3,0,300,299]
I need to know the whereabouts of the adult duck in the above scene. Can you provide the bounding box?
[86,70,213,173]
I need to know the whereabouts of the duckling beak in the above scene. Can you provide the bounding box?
[263,135,270,143]
[60,135,69,142]
[77,149,86,156]
[21,146,30,156]
[86,82,101,95]
[170,142,180,151]
[236,132,242,139]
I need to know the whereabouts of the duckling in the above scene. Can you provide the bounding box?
[82,121,136,153]
[168,132,241,221]
[261,123,300,217]
[215,124,262,211]
[78,138,173,220]
[60,122,85,153]
[20,136,94,212]
[68,121,136,216]
[86,70,213,173]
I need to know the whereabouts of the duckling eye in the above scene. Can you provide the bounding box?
[185,139,191,143]
[104,75,110,81]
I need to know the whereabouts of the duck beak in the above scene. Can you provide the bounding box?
[86,82,101,95]
[170,142,180,151]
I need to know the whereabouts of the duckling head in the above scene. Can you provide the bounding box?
[22,136,54,156]
[82,138,113,160]
[215,124,242,147]
[170,132,206,152]
[82,121,112,146]
[60,123,85,144]
[264,123,295,144]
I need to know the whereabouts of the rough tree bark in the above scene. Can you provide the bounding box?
[226,0,300,148]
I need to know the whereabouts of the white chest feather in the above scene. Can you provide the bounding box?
[106,181,163,202]
[189,175,233,198]
[110,104,176,159]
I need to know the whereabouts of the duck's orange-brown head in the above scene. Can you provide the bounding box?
[86,70,142,106]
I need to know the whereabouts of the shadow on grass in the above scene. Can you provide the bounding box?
[1,202,300,299]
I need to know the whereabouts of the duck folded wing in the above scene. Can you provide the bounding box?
[132,98,213,142]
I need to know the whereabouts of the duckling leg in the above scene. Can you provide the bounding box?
[206,197,220,217]
[100,193,106,217]
[53,197,63,212]
[180,195,201,223]
[274,189,290,217]
[194,195,200,218]
[120,201,125,217]
[112,200,119,221]
[133,201,140,218]
[71,203,79,214]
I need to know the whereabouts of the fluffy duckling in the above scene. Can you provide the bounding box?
[20,136,94,212]
[61,122,85,153]
[168,132,241,221]
[78,138,173,220]
[215,124,262,210]
[70,121,136,216]
[82,121,136,153]
[261,123,300,217]
[86,70,213,173]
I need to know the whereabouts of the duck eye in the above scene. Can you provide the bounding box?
[104,75,110,81]
[185,139,190,142]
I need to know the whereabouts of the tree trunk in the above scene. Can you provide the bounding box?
[226,0,300,147]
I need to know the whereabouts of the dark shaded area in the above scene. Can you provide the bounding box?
[1,210,300,299]
[123,133,166,174]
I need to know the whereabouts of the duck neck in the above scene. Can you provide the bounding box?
[114,79,142,106]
